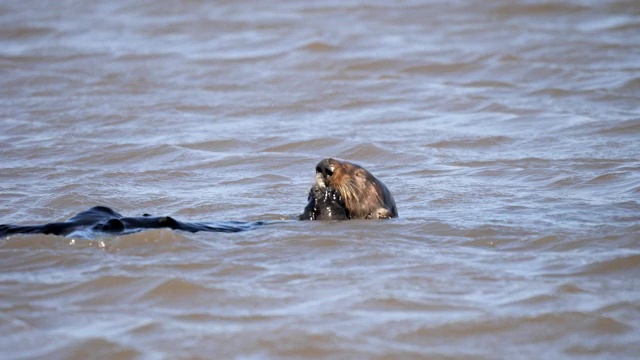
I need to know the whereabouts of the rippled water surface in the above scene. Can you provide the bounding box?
[1,0,640,358]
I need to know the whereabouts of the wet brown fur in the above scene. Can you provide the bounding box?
[315,158,397,219]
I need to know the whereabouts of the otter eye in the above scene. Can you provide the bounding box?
[316,165,333,177]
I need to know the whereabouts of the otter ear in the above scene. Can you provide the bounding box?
[375,208,393,219]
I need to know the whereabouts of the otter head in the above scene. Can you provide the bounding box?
[314,158,398,219]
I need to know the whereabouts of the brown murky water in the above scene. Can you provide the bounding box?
[1,0,640,358]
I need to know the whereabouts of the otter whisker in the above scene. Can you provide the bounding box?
[339,178,359,206]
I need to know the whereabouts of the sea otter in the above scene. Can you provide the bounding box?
[0,159,396,237]
[299,158,398,220]
[0,206,264,237]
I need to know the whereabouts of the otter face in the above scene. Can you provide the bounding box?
[313,158,398,220]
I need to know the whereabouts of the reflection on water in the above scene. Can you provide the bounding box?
[1,0,639,358]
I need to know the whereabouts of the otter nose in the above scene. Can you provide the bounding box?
[316,158,334,177]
